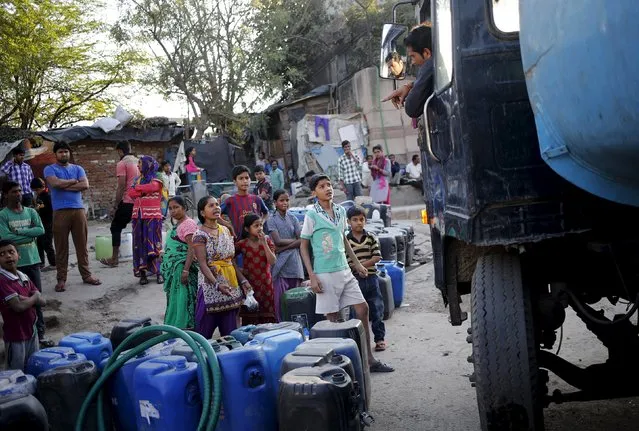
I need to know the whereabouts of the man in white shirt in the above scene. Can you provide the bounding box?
[159,161,181,197]
[405,154,423,193]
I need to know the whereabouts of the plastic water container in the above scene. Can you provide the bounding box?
[37,361,100,431]
[133,356,201,430]
[26,347,87,378]
[110,341,179,431]
[216,346,276,431]
[280,287,325,330]
[245,329,304,399]
[215,336,243,351]
[110,317,162,350]
[0,370,36,404]
[59,332,113,366]
[280,344,334,377]
[376,264,394,320]
[384,227,407,265]
[230,325,257,345]
[376,233,397,261]
[380,260,405,307]
[363,203,391,227]
[391,222,415,266]
[253,322,305,339]
[288,208,307,224]
[279,365,359,431]
[308,320,371,411]
[95,233,133,262]
[0,394,48,431]
[290,182,303,196]
[170,339,231,393]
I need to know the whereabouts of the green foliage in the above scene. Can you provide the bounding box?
[0,0,143,129]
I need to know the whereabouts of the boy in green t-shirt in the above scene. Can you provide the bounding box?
[300,174,394,373]
[0,181,53,346]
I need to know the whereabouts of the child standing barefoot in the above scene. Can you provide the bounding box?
[236,214,277,324]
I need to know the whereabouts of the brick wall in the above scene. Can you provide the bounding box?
[68,140,176,216]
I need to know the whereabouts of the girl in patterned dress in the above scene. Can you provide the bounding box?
[236,213,277,324]
[192,196,253,337]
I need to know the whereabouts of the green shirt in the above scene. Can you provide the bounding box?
[270,168,285,191]
[300,203,348,274]
[0,207,44,267]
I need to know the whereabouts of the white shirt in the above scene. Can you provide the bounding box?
[406,162,422,179]
[159,172,182,196]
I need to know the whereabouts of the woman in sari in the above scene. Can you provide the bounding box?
[369,145,392,204]
[161,196,199,329]
[192,196,252,337]
[128,156,164,285]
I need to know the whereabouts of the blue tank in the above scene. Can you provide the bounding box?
[133,356,201,431]
[0,370,36,403]
[380,260,405,306]
[170,338,231,393]
[245,329,304,399]
[216,346,276,431]
[520,0,639,207]
[289,208,307,223]
[58,332,113,366]
[26,347,87,378]
[304,337,369,412]
[230,325,257,345]
[109,339,179,431]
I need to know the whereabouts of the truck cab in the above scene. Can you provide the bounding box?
[381,1,639,430]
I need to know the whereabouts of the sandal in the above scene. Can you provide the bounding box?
[39,338,55,348]
[156,274,164,284]
[99,258,118,268]
[139,276,149,286]
[54,281,66,292]
[375,341,387,352]
[83,277,102,286]
[370,361,395,373]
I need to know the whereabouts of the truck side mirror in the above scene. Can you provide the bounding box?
[380,23,408,80]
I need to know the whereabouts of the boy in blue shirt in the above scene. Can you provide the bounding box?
[300,174,394,373]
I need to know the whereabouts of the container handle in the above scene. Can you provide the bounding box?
[423,93,441,163]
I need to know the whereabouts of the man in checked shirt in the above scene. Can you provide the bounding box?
[1,147,35,207]
[337,140,363,201]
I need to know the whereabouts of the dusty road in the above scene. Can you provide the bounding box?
[21,221,639,429]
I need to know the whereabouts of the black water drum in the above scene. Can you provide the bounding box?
[376,265,394,320]
[109,317,161,350]
[391,222,415,266]
[376,233,397,261]
[279,365,360,431]
[281,287,325,330]
[37,360,100,431]
[280,344,335,377]
[253,321,304,339]
[171,339,229,362]
[362,203,391,227]
[310,319,370,411]
[383,227,407,264]
[0,395,48,431]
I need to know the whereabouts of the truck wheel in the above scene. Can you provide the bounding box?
[470,253,544,431]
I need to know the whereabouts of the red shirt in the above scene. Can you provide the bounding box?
[221,194,269,239]
[128,179,163,219]
[116,155,140,204]
[0,269,37,342]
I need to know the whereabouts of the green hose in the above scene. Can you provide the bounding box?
[74,325,223,431]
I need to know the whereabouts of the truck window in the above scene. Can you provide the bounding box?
[433,0,453,93]
[490,0,520,34]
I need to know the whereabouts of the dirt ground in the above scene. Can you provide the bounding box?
[14,220,639,429]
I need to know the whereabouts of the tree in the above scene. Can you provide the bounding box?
[117,0,291,138]
[0,0,143,129]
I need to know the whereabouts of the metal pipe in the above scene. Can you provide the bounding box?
[392,0,418,23]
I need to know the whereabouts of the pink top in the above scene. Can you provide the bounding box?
[128,179,163,219]
[176,217,198,242]
[116,155,139,204]
[185,156,199,173]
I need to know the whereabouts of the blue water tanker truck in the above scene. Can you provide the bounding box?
[381,1,639,429]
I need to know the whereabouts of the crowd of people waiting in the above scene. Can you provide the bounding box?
[0,140,393,373]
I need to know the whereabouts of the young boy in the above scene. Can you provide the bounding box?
[253,165,273,209]
[30,178,55,270]
[158,161,181,197]
[221,165,269,239]
[300,174,394,373]
[0,239,47,371]
[346,206,387,352]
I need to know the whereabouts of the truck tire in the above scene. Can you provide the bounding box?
[471,253,544,431]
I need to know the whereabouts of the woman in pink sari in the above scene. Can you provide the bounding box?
[369,145,391,204]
